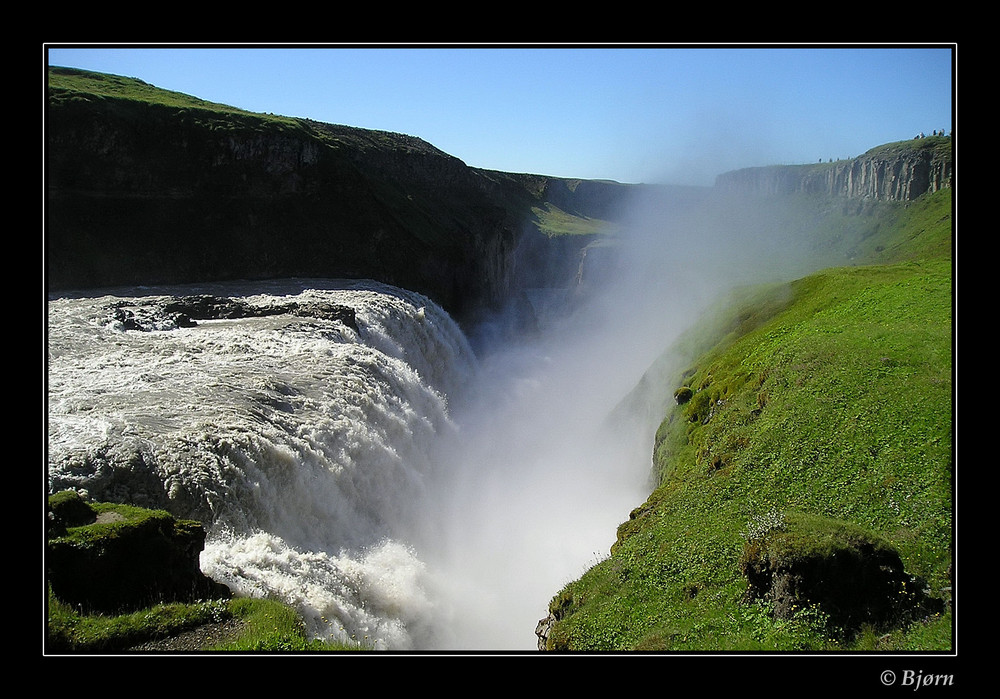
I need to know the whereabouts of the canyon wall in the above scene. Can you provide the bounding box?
[46,68,953,325]
[714,136,953,202]
[45,68,634,322]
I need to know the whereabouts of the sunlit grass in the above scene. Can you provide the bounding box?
[46,587,364,653]
[49,65,280,120]
[546,188,953,651]
[531,202,619,237]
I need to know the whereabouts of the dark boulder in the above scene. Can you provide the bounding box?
[47,491,230,614]
[101,294,359,334]
[739,511,943,637]
[673,386,694,405]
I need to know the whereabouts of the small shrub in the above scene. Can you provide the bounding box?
[742,508,787,543]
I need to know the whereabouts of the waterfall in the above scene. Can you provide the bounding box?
[47,276,659,651]
[47,279,481,650]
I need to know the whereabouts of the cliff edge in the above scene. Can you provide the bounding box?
[45,67,635,323]
[714,135,952,202]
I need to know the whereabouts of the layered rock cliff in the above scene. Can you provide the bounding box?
[714,136,953,202]
[45,67,634,323]
[46,67,952,326]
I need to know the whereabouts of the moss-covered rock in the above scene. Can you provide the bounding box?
[47,489,98,536]
[47,491,230,614]
[739,511,942,637]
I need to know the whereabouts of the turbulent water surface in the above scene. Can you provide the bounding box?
[47,277,659,651]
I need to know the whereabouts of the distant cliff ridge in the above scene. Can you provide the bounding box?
[715,136,953,202]
[46,67,952,323]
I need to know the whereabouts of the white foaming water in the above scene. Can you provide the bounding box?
[47,279,475,649]
[47,277,658,651]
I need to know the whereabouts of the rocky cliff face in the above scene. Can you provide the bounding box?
[50,68,947,325]
[45,68,636,323]
[714,136,953,202]
[46,95,500,319]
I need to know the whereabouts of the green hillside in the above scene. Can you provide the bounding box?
[542,188,954,651]
[47,65,299,128]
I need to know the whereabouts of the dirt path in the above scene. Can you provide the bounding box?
[127,618,248,652]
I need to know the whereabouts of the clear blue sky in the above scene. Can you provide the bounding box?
[45,44,955,186]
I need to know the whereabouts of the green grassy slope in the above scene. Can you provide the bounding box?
[47,589,363,652]
[544,188,954,651]
[531,201,619,237]
[47,65,311,134]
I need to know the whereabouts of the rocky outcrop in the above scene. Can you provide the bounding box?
[46,87,511,320]
[535,613,556,650]
[715,136,953,202]
[99,294,359,333]
[47,490,230,614]
[738,512,944,636]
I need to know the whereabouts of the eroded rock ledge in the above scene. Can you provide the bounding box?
[715,136,953,202]
[101,294,358,333]
[738,511,945,636]
[47,490,230,615]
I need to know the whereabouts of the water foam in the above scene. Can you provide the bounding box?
[47,275,663,651]
[47,279,476,649]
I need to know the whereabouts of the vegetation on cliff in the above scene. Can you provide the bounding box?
[714,135,952,202]
[47,585,363,653]
[541,187,953,651]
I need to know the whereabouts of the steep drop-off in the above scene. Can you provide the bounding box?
[715,136,953,201]
[536,183,954,651]
[45,67,635,323]
[46,67,951,328]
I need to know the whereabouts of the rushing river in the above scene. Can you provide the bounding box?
[46,277,659,651]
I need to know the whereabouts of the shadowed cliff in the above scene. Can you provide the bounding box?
[45,66,953,330]
[45,66,639,324]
